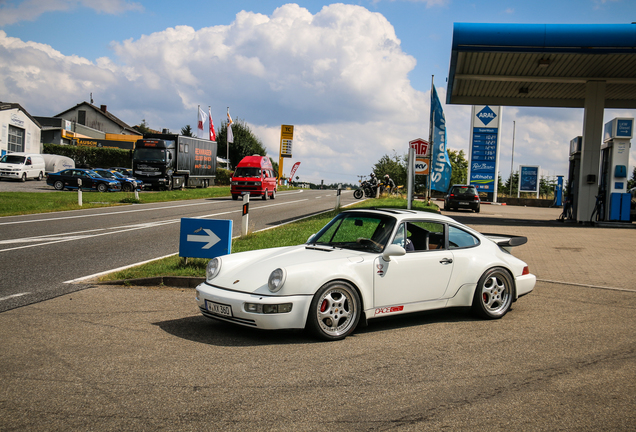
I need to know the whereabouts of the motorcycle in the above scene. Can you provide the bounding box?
[353,180,375,199]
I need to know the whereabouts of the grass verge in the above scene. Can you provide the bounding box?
[98,197,439,282]
[0,186,231,217]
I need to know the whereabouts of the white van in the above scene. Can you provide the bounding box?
[0,152,46,181]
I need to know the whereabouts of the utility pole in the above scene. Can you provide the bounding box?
[509,121,516,196]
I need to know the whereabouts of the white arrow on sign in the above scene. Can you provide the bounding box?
[187,229,221,249]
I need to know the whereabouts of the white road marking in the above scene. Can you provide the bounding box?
[0,292,31,302]
[0,198,310,253]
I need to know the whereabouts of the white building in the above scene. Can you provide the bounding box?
[0,102,42,156]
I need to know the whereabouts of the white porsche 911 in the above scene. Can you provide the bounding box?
[195,209,536,341]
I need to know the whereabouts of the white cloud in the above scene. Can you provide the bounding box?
[0,0,143,26]
[1,3,633,185]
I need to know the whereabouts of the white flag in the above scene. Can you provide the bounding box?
[227,108,234,144]
[197,106,207,139]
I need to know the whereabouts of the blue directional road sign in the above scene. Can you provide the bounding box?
[179,218,232,259]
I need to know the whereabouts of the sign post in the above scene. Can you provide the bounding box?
[278,125,294,183]
[179,218,232,259]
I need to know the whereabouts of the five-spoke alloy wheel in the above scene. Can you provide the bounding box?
[473,267,513,319]
[307,281,361,341]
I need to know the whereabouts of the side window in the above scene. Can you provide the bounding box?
[448,226,480,249]
[404,221,445,251]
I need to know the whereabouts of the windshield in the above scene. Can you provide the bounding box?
[0,155,26,164]
[234,167,261,177]
[94,170,116,179]
[134,148,166,162]
[111,171,125,179]
[309,212,396,253]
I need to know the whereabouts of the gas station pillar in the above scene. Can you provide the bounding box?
[576,81,606,223]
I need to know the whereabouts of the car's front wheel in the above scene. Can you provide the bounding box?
[472,267,513,319]
[97,183,108,192]
[122,183,133,192]
[54,180,64,191]
[307,281,361,341]
[37,172,43,181]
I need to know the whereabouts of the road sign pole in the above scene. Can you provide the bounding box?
[77,179,82,206]
[242,193,250,236]
[335,184,341,209]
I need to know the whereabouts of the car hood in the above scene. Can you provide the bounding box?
[209,245,370,296]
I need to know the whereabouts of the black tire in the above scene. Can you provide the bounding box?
[262,189,268,200]
[232,195,239,201]
[37,172,43,181]
[122,183,133,192]
[307,281,361,341]
[54,180,64,191]
[97,183,108,192]
[271,189,276,199]
[21,173,27,182]
[472,267,513,319]
[475,206,480,213]
[353,189,363,199]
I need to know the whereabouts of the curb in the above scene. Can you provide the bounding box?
[96,276,204,288]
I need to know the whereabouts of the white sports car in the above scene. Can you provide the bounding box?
[195,209,536,340]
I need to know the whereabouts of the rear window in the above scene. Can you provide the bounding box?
[451,186,477,195]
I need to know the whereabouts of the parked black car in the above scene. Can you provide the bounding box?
[629,187,636,222]
[46,168,121,192]
[93,168,141,192]
[444,184,481,212]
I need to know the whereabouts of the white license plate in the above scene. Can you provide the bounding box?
[459,201,469,205]
[206,300,232,317]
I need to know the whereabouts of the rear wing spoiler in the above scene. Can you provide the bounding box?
[482,233,528,252]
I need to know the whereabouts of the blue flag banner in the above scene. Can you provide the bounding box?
[430,85,452,192]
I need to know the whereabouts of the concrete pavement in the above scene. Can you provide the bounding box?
[1,204,635,431]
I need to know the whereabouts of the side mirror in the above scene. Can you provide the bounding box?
[382,244,406,262]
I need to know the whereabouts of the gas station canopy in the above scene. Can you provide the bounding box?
[447,23,636,109]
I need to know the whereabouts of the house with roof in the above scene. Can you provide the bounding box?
[0,102,42,156]
[37,102,141,150]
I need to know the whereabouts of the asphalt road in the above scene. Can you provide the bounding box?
[1,198,635,431]
[0,188,357,312]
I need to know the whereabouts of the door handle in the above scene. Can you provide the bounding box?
[440,258,453,264]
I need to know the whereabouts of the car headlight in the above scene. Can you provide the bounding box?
[206,258,222,281]
[268,268,286,293]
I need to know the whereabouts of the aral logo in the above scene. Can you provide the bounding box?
[477,106,497,126]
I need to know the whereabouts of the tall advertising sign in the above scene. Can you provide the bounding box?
[430,85,452,192]
[519,165,540,198]
[468,105,502,200]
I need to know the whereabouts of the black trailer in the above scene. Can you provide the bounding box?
[133,133,217,190]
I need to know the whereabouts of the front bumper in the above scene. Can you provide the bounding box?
[195,282,313,330]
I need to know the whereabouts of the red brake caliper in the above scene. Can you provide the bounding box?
[320,299,328,312]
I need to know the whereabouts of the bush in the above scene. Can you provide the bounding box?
[215,168,233,185]
[43,143,132,168]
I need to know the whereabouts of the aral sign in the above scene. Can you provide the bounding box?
[468,105,502,196]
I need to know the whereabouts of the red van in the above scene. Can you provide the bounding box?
[231,156,277,200]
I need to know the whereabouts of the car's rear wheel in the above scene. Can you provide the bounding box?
[54,180,64,191]
[97,183,108,192]
[307,281,361,341]
[472,267,513,319]
[475,206,480,213]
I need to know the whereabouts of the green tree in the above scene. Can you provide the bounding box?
[447,149,468,186]
[216,118,267,168]
[180,125,195,137]
[628,166,636,189]
[373,152,407,186]
[134,119,151,135]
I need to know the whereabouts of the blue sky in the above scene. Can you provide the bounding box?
[2,0,635,184]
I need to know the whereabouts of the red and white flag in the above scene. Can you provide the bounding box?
[197,106,207,139]
[290,161,301,180]
[208,106,216,141]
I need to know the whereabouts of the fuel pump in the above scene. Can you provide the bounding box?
[599,117,633,222]
[563,136,582,221]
